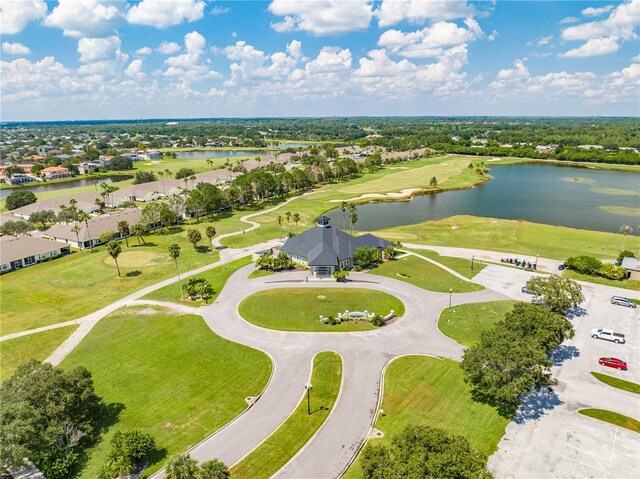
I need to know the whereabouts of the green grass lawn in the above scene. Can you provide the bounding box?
[0,225,221,335]
[238,288,404,332]
[438,300,519,347]
[247,269,275,279]
[378,215,640,261]
[590,372,640,394]
[231,352,342,479]
[143,256,252,305]
[0,326,76,382]
[563,269,640,292]
[345,356,509,478]
[578,409,640,433]
[368,255,484,293]
[405,248,487,279]
[61,308,272,478]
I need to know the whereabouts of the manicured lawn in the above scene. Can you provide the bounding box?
[378,215,640,261]
[231,352,342,479]
[345,356,509,478]
[578,409,640,433]
[438,300,519,347]
[368,255,484,293]
[563,269,640,292]
[61,308,272,478]
[405,248,486,279]
[143,256,252,305]
[0,326,76,382]
[238,288,404,332]
[0,225,221,335]
[591,372,640,395]
[248,268,275,279]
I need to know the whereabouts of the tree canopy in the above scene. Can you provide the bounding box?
[5,190,37,211]
[524,275,584,313]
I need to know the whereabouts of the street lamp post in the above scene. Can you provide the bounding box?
[449,288,452,309]
[305,382,313,415]
[535,254,539,269]
[471,255,475,271]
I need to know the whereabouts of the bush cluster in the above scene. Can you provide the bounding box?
[565,255,628,280]
[256,252,295,271]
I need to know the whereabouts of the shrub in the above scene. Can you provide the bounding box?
[333,270,349,282]
[372,315,385,327]
[327,315,337,325]
[174,167,196,180]
[5,190,37,210]
[99,430,156,479]
[598,263,628,280]
[133,171,157,184]
[617,250,635,266]
[565,255,602,275]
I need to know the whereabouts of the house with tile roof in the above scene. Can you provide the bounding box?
[281,215,392,278]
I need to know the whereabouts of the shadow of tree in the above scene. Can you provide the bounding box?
[512,387,563,424]
[469,389,518,419]
[125,270,142,277]
[196,245,212,254]
[549,344,580,366]
[566,306,587,319]
[132,242,157,248]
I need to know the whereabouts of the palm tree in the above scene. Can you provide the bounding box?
[106,240,122,277]
[168,243,184,299]
[131,222,147,245]
[285,211,292,232]
[348,203,357,234]
[77,211,92,250]
[292,212,301,234]
[350,209,358,235]
[165,453,199,479]
[277,215,283,240]
[71,224,81,246]
[158,170,165,195]
[620,225,633,251]
[340,201,348,230]
[118,220,131,247]
[205,226,217,245]
[91,177,98,192]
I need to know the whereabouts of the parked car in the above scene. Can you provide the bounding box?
[558,262,566,270]
[591,328,626,344]
[611,296,637,308]
[521,286,537,295]
[598,357,628,370]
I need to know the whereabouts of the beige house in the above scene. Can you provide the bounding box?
[0,236,71,273]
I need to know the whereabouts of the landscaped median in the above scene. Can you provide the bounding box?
[591,372,640,395]
[231,351,342,479]
[578,409,640,433]
[345,356,508,478]
[60,307,272,478]
[238,288,405,332]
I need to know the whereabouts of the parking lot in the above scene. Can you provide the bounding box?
[476,265,640,478]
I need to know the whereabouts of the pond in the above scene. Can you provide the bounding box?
[0,175,131,199]
[175,149,270,159]
[325,163,640,234]
[270,143,316,149]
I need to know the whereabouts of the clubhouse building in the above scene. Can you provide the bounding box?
[281,215,392,278]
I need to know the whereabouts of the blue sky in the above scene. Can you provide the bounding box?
[1,0,638,121]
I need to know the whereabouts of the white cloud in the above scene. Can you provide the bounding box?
[487,30,499,42]
[0,0,47,35]
[560,37,620,57]
[126,0,205,28]
[375,0,473,27]
[207,87,226,97]
[136,47,152,55]
[560,16,579,24]
[210,5,230,16]
[268,0,373,35]
[632,54,640,61]
[125,59,145,78]
[537,35,552,46]
[44,0,122,38]
[378,19,483,58]
[158,42,181,54]
[77,35,122,62]
[1,56,72,101]
[582,5,614,17]
[2,41,31,55]
[497,59,529,80]
[164,31,219,82]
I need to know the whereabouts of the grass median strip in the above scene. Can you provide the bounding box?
[591,372,640,395]
[578,409,640,433]
[231,351,343,479]
[438,300,520,347]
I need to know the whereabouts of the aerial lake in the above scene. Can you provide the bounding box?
[326,163,640,234]
[175,149,271,159]
[0,175,131,199]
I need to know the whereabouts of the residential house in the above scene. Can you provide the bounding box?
[41,166,72,179]
[621,257,640,281]
[0,235,71,273]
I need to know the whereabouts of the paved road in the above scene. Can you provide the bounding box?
[475,265,640,478]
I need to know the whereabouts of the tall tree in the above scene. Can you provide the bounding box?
[118,220,131,247]
[620,225,633,251]
[106,240,122,277]
[524,275,584,313]
[292,212,301,234]
[205,226,217,245]
[188,229,202,250]
[285,211,292,232]
[71,224,81,246]
[131,222,147,245]
[277,215,283,240]
[168,243,184,299]
[340,201,348,230]
[77,211,93,249]
[350,209,358,235]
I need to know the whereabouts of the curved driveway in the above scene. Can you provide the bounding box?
[160,266,507,478]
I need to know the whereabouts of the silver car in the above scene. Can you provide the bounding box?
[611,296,637,308]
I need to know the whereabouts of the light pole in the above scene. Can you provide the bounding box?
[471,255,475,271]
[535,254,539,269]
[305,382,313,415]
[449,288,452,309]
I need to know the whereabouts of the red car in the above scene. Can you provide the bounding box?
[599,357,628,370]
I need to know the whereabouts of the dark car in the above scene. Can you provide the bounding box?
[558,262,566,270]
[598,357,628,370]
[521,286,537,295]
[611,296,637,308]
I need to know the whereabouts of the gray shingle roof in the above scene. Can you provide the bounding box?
[0,236,69,264]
